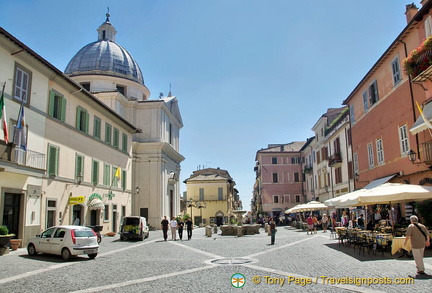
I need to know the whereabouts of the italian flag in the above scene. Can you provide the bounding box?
[0,83,9,144]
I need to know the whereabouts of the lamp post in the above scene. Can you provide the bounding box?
[197,202,206,226]
[187,198,196,221]
[408,149,417,163]
[77,173,83,185]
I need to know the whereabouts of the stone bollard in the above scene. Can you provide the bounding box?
[205,226,212,237]
[264,223,269,233]
[237,226,243,237]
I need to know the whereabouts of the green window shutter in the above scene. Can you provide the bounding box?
[85,112,89,133]
[48,146,59,176]
[113,128,119,148]
[104,164,110,186]
[94,117,101,139]
[76,107,80,129]
[60,97,66,122]
[92,160,99,184]
[122,133,127,151]
[48,91,55,116]
[76,155,83,178]
[122,170,126,190]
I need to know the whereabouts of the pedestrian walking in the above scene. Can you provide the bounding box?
[185,217,193,240]
[170,217,178,240]
[177,218,184,240]
[161,216,169,241]
[312,214,318,234]
[321,214,328,233]
[269,217,277,245]
[405,215,430,275]
[307,214,313,235]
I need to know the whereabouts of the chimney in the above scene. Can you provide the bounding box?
[405,3,418,24]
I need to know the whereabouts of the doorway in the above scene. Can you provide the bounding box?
[72,205,83,225]
[112,205,117,232]
[2,193,21,237]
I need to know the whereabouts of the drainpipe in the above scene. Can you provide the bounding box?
[344,126,352,192]
[400,39,421,160]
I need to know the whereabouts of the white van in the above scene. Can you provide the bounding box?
[119,216,149,241]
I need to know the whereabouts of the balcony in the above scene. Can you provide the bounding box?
[328,153,342,167]
[0,141,45,173]
[403,36,432,81]
[304,165,313,174]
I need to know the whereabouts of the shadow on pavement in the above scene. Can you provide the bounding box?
[19,254,93,263]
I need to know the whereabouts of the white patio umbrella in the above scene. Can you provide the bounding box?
[339,183,432,206]
[296,201,328,212]
[324,189,369,207]
[284,204,304,214]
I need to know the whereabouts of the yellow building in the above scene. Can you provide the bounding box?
[183,168,240,226]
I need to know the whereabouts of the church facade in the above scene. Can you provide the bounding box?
[64,12,184,228]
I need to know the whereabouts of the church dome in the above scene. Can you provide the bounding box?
[65,13,145,85]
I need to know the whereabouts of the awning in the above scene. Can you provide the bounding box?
[363,174,396,190]
[88,198,104,210]
[410,101,432,135]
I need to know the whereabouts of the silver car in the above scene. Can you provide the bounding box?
[27,225,99,260]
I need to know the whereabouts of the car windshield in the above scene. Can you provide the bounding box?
[124,218,140,225]
[73,229,95,237]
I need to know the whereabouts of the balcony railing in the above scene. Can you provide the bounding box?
[304,166,313,174]
[328,153,342,167]
[0,142,45,170]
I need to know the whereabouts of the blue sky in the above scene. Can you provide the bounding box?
[1,0,422,208]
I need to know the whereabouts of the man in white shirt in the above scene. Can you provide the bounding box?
[170,217,178,241]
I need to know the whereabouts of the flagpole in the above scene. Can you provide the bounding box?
[0,82,9,154]
[109,166,120,190]
[12,93,25,146]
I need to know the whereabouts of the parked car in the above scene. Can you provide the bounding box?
[119,216,149,241]
[27,225,99,260]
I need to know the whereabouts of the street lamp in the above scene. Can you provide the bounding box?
[197,202,206,226]
[77,173,83,185]
[187,198,196,220]
[408,149,417,163]
[135,186,140,194]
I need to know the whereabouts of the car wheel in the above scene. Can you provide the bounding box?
[120,235,125,241]
[140,234,144,241]
[27,243,38,256]
[88,253,98,259]
[61,248,72,261]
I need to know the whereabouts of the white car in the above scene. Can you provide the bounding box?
[27,225,99,260]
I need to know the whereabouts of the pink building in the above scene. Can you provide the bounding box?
[253,142,305,220]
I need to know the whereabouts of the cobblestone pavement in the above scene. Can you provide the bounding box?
[0,226,431,292]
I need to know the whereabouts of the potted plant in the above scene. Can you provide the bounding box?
[10,238,22,251]
[0,225,15,256]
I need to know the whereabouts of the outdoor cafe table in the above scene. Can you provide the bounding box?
[357,230,372,234]
[391,237,412,255]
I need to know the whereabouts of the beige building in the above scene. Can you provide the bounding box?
[0,27,138,244]
[183,168,240,226]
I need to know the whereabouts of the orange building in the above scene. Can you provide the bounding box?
[342,2,432,214]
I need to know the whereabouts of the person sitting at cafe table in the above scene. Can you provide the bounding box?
[366,220,375,231]
[357,214,365,229]
[374,209,382,224]
[404,215,430,275]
